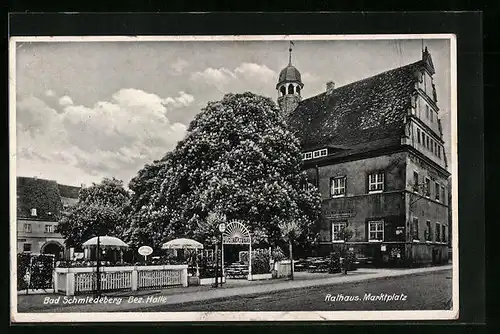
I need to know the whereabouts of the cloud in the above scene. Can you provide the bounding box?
[44,89,55,97]
[234,63,276,83]
[170,58,189,75]
[58,95,74,106]
[163,91,195,108]
[16,89,189,186]
[190,63,277,93]
[190,67,237,91]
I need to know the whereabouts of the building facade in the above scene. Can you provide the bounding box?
[16,177,80,259]
[280,47,451,266]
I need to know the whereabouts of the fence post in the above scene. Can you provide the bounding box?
[53,270,58,294]
[66,272,75,296]
[181,267,188,287]
[131,268,138,291]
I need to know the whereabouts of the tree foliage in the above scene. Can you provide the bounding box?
[124,92,322,250]
[57,178,130,248]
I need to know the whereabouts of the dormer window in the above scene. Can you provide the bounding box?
[31,208,37,217]
[302,149,328,161]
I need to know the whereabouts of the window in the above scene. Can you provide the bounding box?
[412,217,419,240]
[434,142,438,156]
[330,176,346,197]
[442,225,446,242]
[417,128,421,144]
[368,221,384,241]
[313,150,320,158]
[23,243,31,252]
[31,208,37,217]
[413,171,419,192]
[430,140,434,153]
[436,222,441,242]
[425,221,432,241]
[430,110,434,122]
[45,224,54,233]
[288,84,294,94]
[368,171,384,193]
[296,86,301,95]
[319,149,327,157]
[438,146,441,158]
[332,222,347,242]
[280,86,286,96]
[304,152,312,160]
[441,186,446,204]
[24,223,32,233]
[435,182,440,201]
[426,136,430,150]
[425,178,431,197]
[425,105,429,119]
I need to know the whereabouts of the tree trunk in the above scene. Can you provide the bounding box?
[289,239,294,280]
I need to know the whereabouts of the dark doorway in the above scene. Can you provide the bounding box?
[432,248,439,265]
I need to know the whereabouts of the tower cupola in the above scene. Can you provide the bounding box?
[277,41,303,115]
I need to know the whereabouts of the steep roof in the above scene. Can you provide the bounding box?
[17,177,80,221]
[288,60,423,154]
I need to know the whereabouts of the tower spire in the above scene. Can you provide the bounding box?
[288,40,294,65]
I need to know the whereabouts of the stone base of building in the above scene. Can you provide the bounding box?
[316,242,450,268]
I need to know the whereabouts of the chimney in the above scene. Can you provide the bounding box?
[326,81,335,94]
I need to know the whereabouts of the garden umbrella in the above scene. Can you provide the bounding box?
[83,236,129,250]
[161,238,204,250]
[162,238,204,277]
[82,236,129,262]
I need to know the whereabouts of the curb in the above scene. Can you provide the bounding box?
[136,265,453,308]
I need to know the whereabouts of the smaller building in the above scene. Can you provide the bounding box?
[16,177,80,259]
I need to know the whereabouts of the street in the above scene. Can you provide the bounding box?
[141,269,452,311]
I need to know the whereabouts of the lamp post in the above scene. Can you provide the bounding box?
[95,235,101,297]
[218,223,226,287]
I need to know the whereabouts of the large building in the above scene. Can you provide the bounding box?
[279,47,451,266]
[16,176,80,259]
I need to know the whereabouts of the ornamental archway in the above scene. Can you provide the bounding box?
[222,221,252,280]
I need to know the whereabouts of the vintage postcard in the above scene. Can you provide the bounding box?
[9,34,458,322]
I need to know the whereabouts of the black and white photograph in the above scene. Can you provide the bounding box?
[9,34,458,322]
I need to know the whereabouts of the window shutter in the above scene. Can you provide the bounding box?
[365,173,369,193]
[365,221,368,241]
[383,170,387,192]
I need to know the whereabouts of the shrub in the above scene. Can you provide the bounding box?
[197,256,217,278]
[17,254,54,291]
[329,252,341,274]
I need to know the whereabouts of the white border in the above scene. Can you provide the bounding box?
[9,34,459,323]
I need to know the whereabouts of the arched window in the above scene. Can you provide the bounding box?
[288,84,294,94]
[296,86,301,95]
[280,86,286,96]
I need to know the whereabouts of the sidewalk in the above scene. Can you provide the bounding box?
[17,264,452,313]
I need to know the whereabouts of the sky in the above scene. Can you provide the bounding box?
[13,37,452,187]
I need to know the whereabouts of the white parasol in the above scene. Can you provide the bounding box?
[161,238,204,250]
[82,236,129,250]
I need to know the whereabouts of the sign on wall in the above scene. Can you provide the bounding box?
[325,210,354,219]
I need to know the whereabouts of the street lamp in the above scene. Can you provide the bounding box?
[217,222,226,288]
[95,235,101,297]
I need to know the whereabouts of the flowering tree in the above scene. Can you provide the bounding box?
[124,92,321,250]
[57,178,130,248]
[278,220,302,280]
